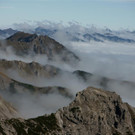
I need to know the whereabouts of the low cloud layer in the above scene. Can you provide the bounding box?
[0,26,135,118]
[67,41,135,106]
[68,41,135,81]
[0,90,72,118]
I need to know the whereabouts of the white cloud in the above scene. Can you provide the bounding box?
[1,22,135,117]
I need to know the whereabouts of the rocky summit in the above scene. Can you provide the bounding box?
[56,87,135,135]
[0,87,134,135]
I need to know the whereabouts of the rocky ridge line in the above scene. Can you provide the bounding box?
[0,87,134,135]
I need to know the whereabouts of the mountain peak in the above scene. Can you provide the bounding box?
[6,32,80,63]
[55,87,135,135]
[7,32,38,42]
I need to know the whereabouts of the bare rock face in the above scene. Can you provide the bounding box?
[0,87,135,135]
[56,87,135,135]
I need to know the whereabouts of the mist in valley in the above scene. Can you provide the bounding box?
[0,24,135,118]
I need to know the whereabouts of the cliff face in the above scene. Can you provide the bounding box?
[0,87,135,135]
[56,87,135,135]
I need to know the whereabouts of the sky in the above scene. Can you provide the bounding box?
[0,0,135,30]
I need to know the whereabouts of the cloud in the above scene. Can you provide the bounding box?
[1,39,135,108]
[68,41,135,81]
[0,90,72,118]
[66,40,135,106]
[0,22,135,118]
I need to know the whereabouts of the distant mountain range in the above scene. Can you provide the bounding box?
[0,28,17,39]
[0,27,135,43]
[34,27,135,43]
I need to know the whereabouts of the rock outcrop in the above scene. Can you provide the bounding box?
[56,87,135,135]
[0,87,135,135]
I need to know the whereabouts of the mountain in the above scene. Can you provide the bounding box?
[1,59,135,99]
[0,87,134,134]
[33,27,135,43]
[0,71,72,98]
[1,27,135,43]
[0,26,135,134]
[73,70,135,92]
[4,32,79,64]
[35,27,84,42]
[56,87,135,134]
[1,26,135,43]
[0,59,62,79]
[73,70,93,80]
[93,33,135,43]
[35,27,57,36]
[0,28,17,39]
[83,33,103,42]
[0,59,70,88]
[83,32,135,43]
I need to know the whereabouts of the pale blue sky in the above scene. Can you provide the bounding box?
[0,0,135,30]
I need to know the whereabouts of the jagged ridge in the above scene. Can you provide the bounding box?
[0,87,135,135]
